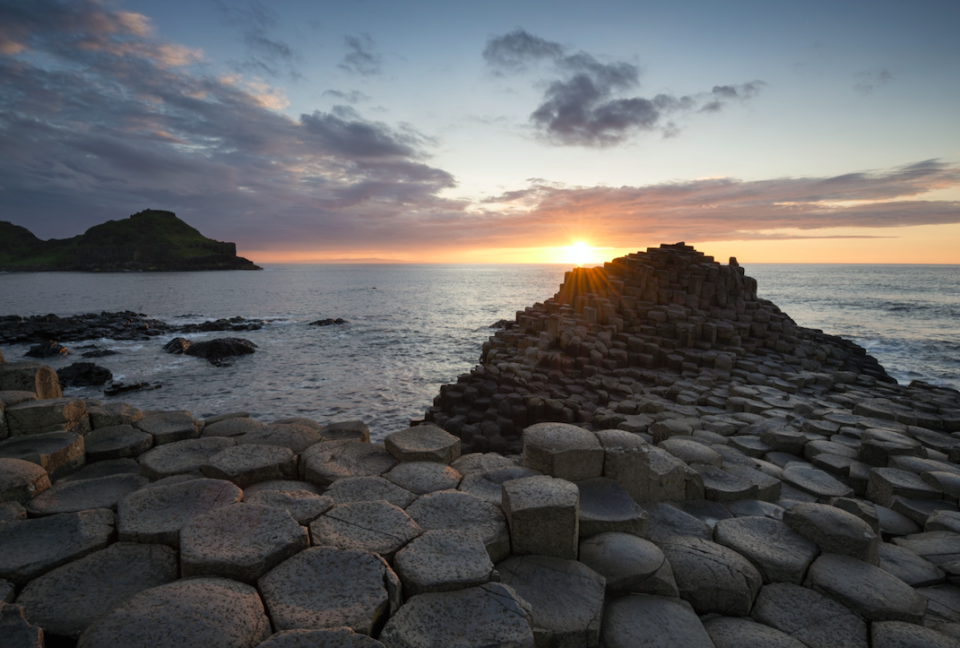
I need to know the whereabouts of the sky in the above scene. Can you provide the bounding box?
[1,0,959,264]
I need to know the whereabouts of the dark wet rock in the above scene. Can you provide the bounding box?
[805,553,926,623]
[184,337,257,366]
[77,577,271,648]
[751,582,868,648]
[80,348,118,358]
[25,473,149,516]
[601,594,714,648]
[309,318,346,326]
[258,546,400,635]
[703,616,807,648]
[660,535,762,615]
[714,515,819,584]
[103,380,161,396]
[57,362,113,388]
[14,542,178,639]
[24,340,69,358]
[162,337,193,354]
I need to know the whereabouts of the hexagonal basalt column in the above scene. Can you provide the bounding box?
[393,530,494,597]
[309,501,421,563]
[522,423,603,481]
[201,444,297,488]
[384,425,461,464]
[502,475,579,560]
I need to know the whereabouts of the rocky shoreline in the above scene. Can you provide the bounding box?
[2,243,960,647]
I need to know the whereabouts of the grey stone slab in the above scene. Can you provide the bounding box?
[258,546,400,635]
[137,436,235,480]
[714,515,819,584]
[704,616,807,648]
[578,532,676,596]
[243,490,333,525]
[5,397,84,436]
[394,529,493,597]
[928,511,960,533]
[831,497,882,534]
[868,467,943,506]
[670,499,733,530]
[691,463,758,501]
[805,553,926,623]
[244,480,324,495]
[642,446,687,502]
[450,453,518,476]
[383,461,461,495]
[84,424,153,461]
[890,496,959,527]
[0,431,84,482]
[24,473,149,516]
[919,584,960,625]
[134,410,201,445]
[782,464,853,498]
[751,582,868,648]
[318,420,370,443]
[202,444,297,488]
[594,429,654,504]
[58,457,140,483]
[201,417,265,438]
[926,473,960,504]
[385,425,460,464]
[522,422,603,481]
[724,499,784,520]
[659,438,722,467]
[576,477,647,538]
[502,475,579,559]
[405,490,510,563]
[660,535,762,616]
[15,542,177,639]
[118,477,242,546]
[302,441,397,487]
[871,620,960,648]
[0,458,50,504]
[879,542,946,587]
[784,502,880,564]
[235,423,324,454]
[378,583,533,648]
[77,577,271,648]
[723,463,782,501]
[324,476,417,509]
[310,501,421,563]
[255,628,386,648]
[894,531,960,566]
[601,595,714,648]
[644,502,712,543]
[878,504,923,538]
[0,509,115,585]
[458,466,540,505]
[497,555,605,648]
[728,435,772,458]
[87,403,143,430]
[859,428,921,467]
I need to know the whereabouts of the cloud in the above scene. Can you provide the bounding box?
[215,0,301,79]
[483,28,765,147]
[339,34,382,77]
[854,68,893,95]
[323,89,371,104]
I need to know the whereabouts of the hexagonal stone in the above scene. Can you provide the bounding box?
[879,542,945,587]
[4,397,85,436]
[920,584,960,625]
[782,464,853,499]
[0,458,50,504]
[723,463,782,501]
[324,476,417,509]
[659,438,722,467]
[385,425,460,464]
[890,496,958,526]
[405,490,510,563]
[255,628,386,648]
[0,509,115,585]
[645,502,712,543]
[878,504,923,538]
[659,536,762,616]
[378,582,533,648]
[601,595,714,648]
[703,616,807,648]
[394,530,493,596]
[578,532,677,596]
[859,428,921,467]
[14,542,177,639]
[58,457,140,483]
[135,410,201,445]
[805,553,927,623]
[76,577,271,648]
[497,555,604,648]
[751,582,868,648]
[714,516,819,584]
[784,503,879,564]
[872,620,960,648]
[243,490,333,525]
[245,480,324,495]
[724,498,784,520]
[118,477,242,546]
[928,510,960,533]
[576,477,647,538]
[522,422,603,482]
[137,436,235,480]
[458,466,540,505]
[502,475,579,560]
[202,417,265,438]
[0,361,62,399]
[84,424,153,461]
[258,546,400,635]
[311,501,421,562]
[926,474,960,504]
[302,441,397,487]
[691,464,758,502]
[450,453,518,476]
[893,531,960,566]
[24,473,149,516]
[318,420,370,443]
[383,462,461,495]
[868,467,942,506]
[202,444,297,487]
[180,503,309,583]
[0,431,84,482]
[643,446,688,502]
[86,402,143,429]
[235,424,324,454]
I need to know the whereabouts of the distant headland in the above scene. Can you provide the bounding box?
[0,210,261,272]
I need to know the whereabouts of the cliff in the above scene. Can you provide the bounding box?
[0,210,261,272]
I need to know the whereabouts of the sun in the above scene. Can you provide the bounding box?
[568,241,592,266]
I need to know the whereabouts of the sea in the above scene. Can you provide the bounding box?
[1,264,957,441]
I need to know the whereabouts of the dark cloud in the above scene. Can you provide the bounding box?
[215,0,301,79]
[339,34,382,77]
[854,68,893,95]
[484,28,765,147]
[322,89,371,104]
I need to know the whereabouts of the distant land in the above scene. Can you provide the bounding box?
[0,210,261,272]
[302,258,409,264]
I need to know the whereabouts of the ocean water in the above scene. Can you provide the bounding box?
[1,263,957,440]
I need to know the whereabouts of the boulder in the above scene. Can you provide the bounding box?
[4,398,86,436]
[302,441,397,487]
[0,458,50,504]
[784,502,879,564]
[137,436,235,480]
[522,422,603,481]
[162,337,192,354]
[324,476,417,509]
[714,515,819,584]
[118,477,242,546]
[405,490,510,563]
[180,503,309,583]
[703,616,807,648]
[201,444,297,488]
[601,595,714,648]
[384,425,460,464]
[576,477,647,538]
[393,529,493,596]
[25,473,149,516]
[309,501,422,563]
[0,509,115,585]
[659,535,762,616]
[14,542,177,639]
[502,475,579,559]
[243,490,333,525]
[497,555,605,648]
[258,546,400,635]
[383,461,462,495]
[86,402,143,429]
[184,338,257,366]
[77,577,271,648]
[578,532,678,596]
[0,362,62,399]
[0,431,84,482]
[135,410,201,445]
[57,362,112,388]
[751,582,868,648]
[84,424,153,461]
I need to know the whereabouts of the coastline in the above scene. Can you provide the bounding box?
[2,244,960,646]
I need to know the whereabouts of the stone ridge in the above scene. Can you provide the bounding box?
[424,243,893,455]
